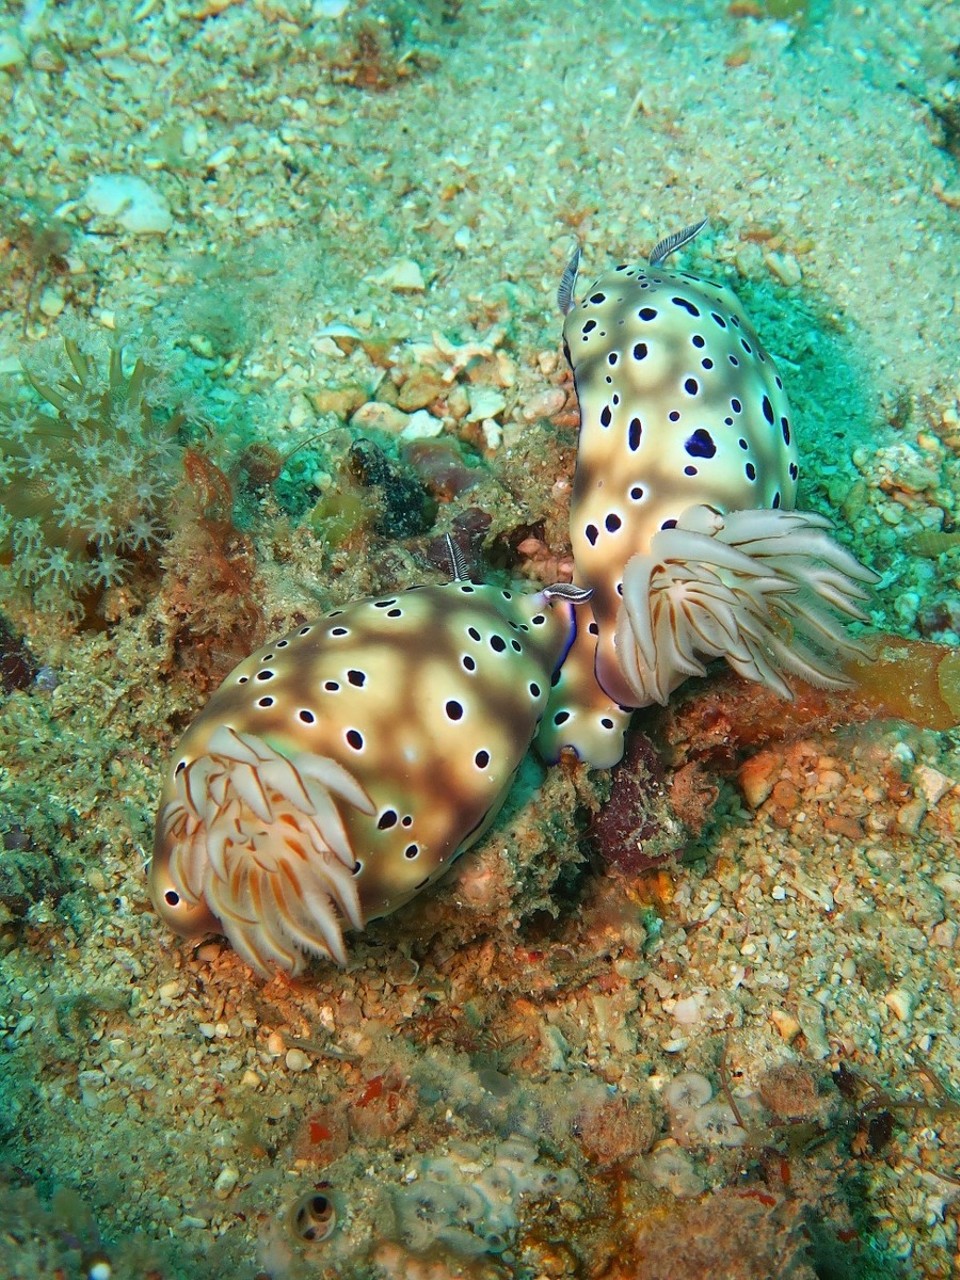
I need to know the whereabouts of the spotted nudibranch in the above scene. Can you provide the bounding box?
[538,220,877,768]
[149,546,588,975]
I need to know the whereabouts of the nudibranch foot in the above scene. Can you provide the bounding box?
[604,505,878,710]
[536,605,633,768]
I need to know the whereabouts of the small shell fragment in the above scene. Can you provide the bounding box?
[884,984,916,1023]
[290,1191,337,1243]
[376,259,426,292]
[213,1165,239,1199]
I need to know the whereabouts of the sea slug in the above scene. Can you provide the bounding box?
[150,544,587,974]
[539,221,877,767]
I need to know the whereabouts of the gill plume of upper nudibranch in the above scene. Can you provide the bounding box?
[538,220,877,769]
[150,540,589,976]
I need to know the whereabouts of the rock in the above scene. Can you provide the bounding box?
[465,385,506,423]
[884,984,916,1023]
[738,749,781,808]
[213,1165,239,1199]
[0,29,26,70]
[522,387,567,421]
[376,259,426,292]
[764,250,802,287]
[350,401,410,434]
[399,409,445,441]
[84,174,173,235]
[914,765,954,806]
[397,368,447,411]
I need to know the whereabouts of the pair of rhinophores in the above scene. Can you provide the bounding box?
[150,221,876,975]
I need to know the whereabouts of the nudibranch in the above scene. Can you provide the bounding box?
[149,543,588,975]
[538,220,877,768]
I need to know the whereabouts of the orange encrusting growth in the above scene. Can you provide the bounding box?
[656,632,960,781]
[842,635,960,733]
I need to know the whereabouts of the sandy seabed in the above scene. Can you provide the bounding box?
[1,1,960,1277]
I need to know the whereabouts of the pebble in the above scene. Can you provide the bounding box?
[884,984,916,1022]
[670,995,701,1026]
[738,750,780,808]
[896,798,927,835]
[188,333,215,358]
[522,387,566,421]
[350,401,409,434]
[770,1011,800,1047]
[376,258,426,292]
[285,1047,311,1072]
[84,174,173,235]
[399,409,445,441]
[764,250,802,287]
[39,285,65,318]
[288,392,312,430]
[914,765,954,807]
[480,418,502,451]
[13,1014,36,1039]
[934,871,960,900]
[0,30,26,69]
[796,997,830,1058]
[397,369,447,412]
[27,41,63,72]
[930,919,958,948]
[204,144,237,169]
[310,385,366,418]
[213,1165,239,1199]
[791,869,834,912]
[465,385,506,423]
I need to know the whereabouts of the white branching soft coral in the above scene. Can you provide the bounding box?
[0,324,189,614]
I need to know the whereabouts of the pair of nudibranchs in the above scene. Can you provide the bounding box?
[150,221,876,975]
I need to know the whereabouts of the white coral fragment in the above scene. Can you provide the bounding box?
[85,174,173,235]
